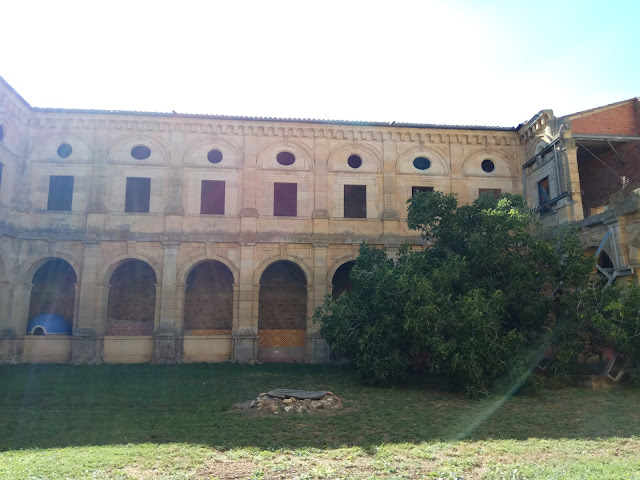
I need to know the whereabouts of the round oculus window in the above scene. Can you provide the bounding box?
[276,151,296,166]
[413,157,431,170]
[131,145,151,160]
[207,149,223,164]
[481,159,495,173]
[348,154,362,169]
[57,143,72,158]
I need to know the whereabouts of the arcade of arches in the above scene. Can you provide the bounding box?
[0,248,364,364]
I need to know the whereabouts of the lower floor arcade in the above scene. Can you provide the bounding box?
[0,239,362,364]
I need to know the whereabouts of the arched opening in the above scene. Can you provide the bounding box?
[332,261,355,299]
[184,261,234,335]
[27,259,76,335]
[106,260,156,336]
[258,261,307,362]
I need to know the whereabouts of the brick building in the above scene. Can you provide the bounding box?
[0,74,637,364]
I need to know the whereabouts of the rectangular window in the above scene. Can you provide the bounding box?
[274,182,297,216]
[200,180,225,214]
[125,177,151,213]
[538,177,551,205]
[479,188,502,200]
[344,185,367,218]
[412,186,434,196]
[47,175,74,211]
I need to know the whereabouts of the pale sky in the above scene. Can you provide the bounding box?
[2,0,638,127]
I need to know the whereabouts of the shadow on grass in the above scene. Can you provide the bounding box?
[1,363,638,452]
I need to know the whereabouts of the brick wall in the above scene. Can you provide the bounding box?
[184,262,233,331]
[106,261,156,335]
[571,100,639,136]
[28,259,76,325]
[258,262,307,330]
[579,141,640,217]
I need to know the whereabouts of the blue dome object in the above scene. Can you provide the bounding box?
[27,313,72,335]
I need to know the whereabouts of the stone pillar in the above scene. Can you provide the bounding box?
[2,282,32,363]
[0,280,20,363]
[165,128,185,233]
[72,241,103,364]
[240,135,258,218]
[308,243,330,362]
[86,133,108,234]
[153,242,181,363]
[312,137,330,223]
[233,243,258,363]
[382,139,400,234]
[564,139,584,222]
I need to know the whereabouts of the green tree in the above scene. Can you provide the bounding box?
[315,192,595,396]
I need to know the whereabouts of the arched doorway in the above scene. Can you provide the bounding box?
[182,260,235,362]
[332,261,355,299]
[23,258,76,363]
[27,259,77,335]
[106,260,156,336]
[258,261,307,362]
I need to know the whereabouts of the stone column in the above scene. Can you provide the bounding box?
[312,137,330,234]
[3,282,32,363]
[165,128,185,232]
[86,132,108,234]
[153,242,181,363]
[382,139,400,234]
[308,243,330,362]
[72,241,103,364]
[240,135,258,218]
[0,280,20,363]
[564,139,584,222]
[233,243,258,363]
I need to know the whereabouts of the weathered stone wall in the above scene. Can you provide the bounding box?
[184,261,233,332]
[106,261,156,336]
[259,262,307,330]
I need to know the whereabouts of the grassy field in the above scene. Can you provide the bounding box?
[1,363,640,479]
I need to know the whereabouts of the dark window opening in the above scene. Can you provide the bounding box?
[479,188,502,200]
[348,155,362,169]
[201,180,225,214]
[131,145,151,160]
[207,149,223,164]
[57,143,72,159]
[276,151,296,166]
[413,157,431,170]
[47,175,74,211]
[0,163,3,193]
[598,251,614,269]
[125,177,151,213]
[0,125,4,142]
[344,185,366,218]
[412,186,434,196]
[481,159,495,173]
[274,182,297,216]
[538,177,551,205]
[107,260,156,336]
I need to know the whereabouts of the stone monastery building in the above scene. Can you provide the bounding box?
[0,75,638,364]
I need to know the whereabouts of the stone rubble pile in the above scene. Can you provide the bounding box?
[248,391,342,414]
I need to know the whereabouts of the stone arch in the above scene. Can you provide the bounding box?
[99,254,161,288]
[29,131,95,162]
[331,260,356,299]
[396,145,450,174]
[177,254,239,288]
[258,260,308,362]
[183,260,235,334]
[106,259,157,336]
[253,255,312,287]
[256,139,315,171]
[584,245,616,270]
[106,132,170,164]
[182,136,243,167]
[26,258,77,334]
[19,253,81,285]
[327,142,383,172]
[462,148,515,177]
[326,254,358,287]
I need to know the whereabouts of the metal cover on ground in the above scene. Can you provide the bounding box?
[267,389,327,400]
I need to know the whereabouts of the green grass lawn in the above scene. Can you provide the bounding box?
[1,363,640,479]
